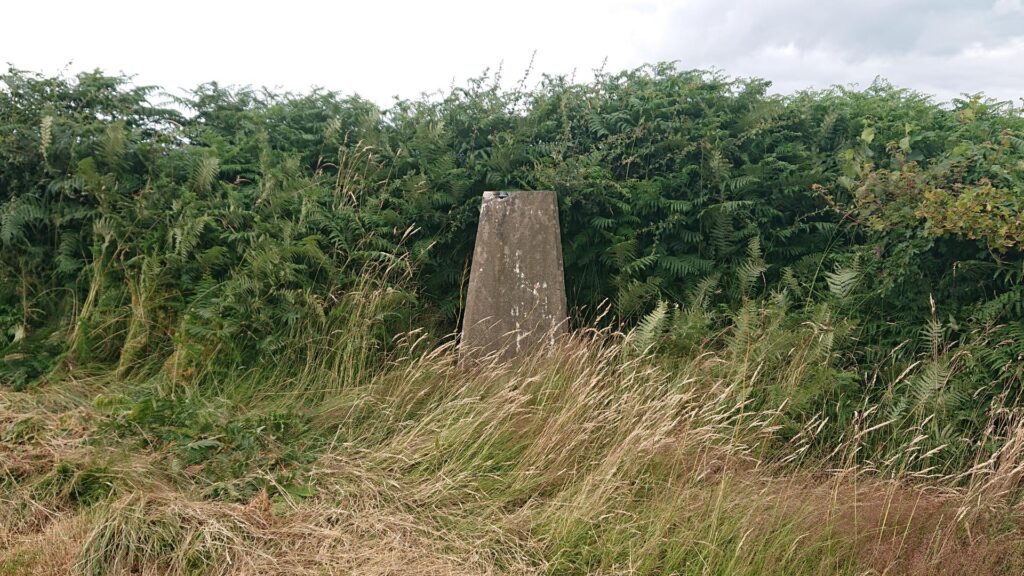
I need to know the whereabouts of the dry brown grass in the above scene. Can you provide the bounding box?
[4,330,1024,575]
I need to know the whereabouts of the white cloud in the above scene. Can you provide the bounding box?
[636,0,1024,102]
[994,0,1023,14]
[1,0,1021,104]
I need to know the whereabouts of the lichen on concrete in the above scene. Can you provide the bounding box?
[460,190,568,361]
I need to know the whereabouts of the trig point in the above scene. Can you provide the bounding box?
[460,190,568,361]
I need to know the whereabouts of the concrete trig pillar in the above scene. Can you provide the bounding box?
[460,191,568,361]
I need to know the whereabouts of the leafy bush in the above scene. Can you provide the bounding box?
[1,63,1022,473]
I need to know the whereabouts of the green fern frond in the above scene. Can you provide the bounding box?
[189,156,220,194]
[629,300,669,352]
[824,263,860,299]
[0,195,46,245]
[737,237,767,297]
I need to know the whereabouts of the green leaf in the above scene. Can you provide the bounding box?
[860,126,875,144]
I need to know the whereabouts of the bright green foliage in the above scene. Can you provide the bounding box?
[0,70,415,381]
[1,64,1022,471]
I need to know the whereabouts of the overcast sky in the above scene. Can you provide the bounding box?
[3,0,1022,105]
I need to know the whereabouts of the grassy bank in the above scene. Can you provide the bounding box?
[2,64,1023,574]
[4,300,1024,575]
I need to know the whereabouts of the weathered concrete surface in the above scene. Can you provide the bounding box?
[460,191,567,361]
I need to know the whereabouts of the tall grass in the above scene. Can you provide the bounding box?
[4,283,1024,575]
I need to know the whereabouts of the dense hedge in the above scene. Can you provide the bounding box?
[1,64,1021,389]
